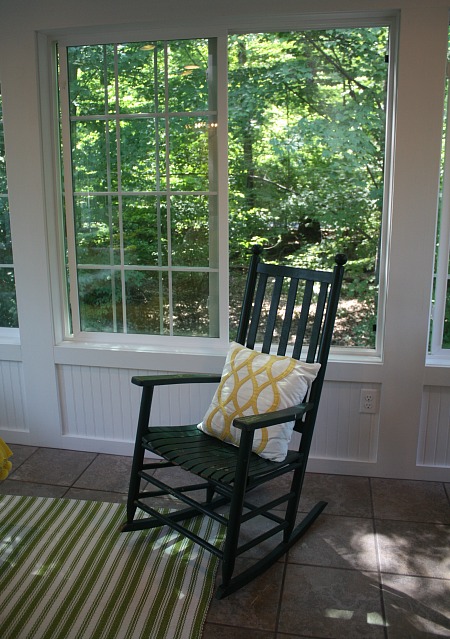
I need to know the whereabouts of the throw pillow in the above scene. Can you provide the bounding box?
[197,342,320,462]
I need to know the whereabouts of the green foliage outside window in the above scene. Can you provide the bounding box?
[62,28,389,346]
[227,29,388,347]
[0,89,18,328]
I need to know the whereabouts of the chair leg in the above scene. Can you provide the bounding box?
[216,500,328,599]
[125,386,154,525]
[219,430,253,589]
[126,446,145,523]
[283,465,307,543]
[221,511,241,587]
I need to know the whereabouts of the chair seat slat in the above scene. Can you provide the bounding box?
[143,424,294,483]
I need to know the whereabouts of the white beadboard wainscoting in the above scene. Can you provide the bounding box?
[56,364,380,465]
[0,360,27,434]
[310,381,380,464]
[2,356,450,479]
[418,386,450,468]
[57,364,217,442]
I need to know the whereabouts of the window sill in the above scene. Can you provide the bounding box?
[53,340,228,373]
[0,342,22,362]
[53,339,384,377]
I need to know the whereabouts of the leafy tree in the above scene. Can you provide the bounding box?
[227,29,388,346]
[63,29,389,346]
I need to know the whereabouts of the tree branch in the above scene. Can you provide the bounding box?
[301,33,384,111]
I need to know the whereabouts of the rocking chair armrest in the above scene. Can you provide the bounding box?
[233,402,314,431]
[132,373,222,387]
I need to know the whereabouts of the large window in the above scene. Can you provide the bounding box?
[59,39,220,339]
[58,25,392,349]
[0,85,18,329]
[227,28,390,349]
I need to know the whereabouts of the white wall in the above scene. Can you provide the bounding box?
[1,0,449,481]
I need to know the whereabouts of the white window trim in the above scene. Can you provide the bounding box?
[56,32,229,350]
[0,326,20,345]
[38,15,397,363]
[0,87,19,339]
[429,60,450,362]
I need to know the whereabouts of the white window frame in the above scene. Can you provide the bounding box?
[430,62,450,361]
[0,83,19,343]
[43,14,397,361]
[227,16,397,362]
[55,30,229,351]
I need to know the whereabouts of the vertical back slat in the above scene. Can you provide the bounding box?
[236,249,346,394]
[292,279,314,359]
[236,245,263,345]
[277,278,299,356]
[246,272,268,349]
[306,281,329,362]
[262,275,284,354]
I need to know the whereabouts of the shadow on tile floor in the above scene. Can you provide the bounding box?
[1,444,449,638]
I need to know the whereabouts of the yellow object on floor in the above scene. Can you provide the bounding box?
[0,437,12,480]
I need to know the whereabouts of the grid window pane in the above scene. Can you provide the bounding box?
[169,116,212,191]
[122,196,168,266]
[0,127,7,193]
[125,270,169,334]
[63,38,218,337]
[444,277,450,349]
[170,195,212,267]
[117,43,162,114]
[0,268,17,328]
[166,40,211,113]
[68,45,115,117]
[119,119,166,192]
[0,198,13,264]
[71,120,118,192]
[78,269,123,332]
[172,271,217,337]
[74,196,120,265]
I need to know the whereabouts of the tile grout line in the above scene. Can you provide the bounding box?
[368,477,389,639]
[444,481,450,506]
[8,444,40,476]
[273,553,288,637]
[71,450,100,485]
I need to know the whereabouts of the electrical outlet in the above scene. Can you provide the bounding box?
[359,388,379,414]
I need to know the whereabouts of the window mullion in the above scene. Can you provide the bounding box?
[104,44,119,334]
[153,46,165,336]
[164,41,174,336]
[114,44,127,334]
[207,37,219,338]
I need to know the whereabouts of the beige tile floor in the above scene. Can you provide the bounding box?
[1,444,449,639]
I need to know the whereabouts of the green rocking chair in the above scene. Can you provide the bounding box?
[122,245,347,598]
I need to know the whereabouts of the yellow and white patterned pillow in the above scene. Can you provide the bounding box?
[197,342,320,462]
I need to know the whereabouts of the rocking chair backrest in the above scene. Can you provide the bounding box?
[236,245,347,434]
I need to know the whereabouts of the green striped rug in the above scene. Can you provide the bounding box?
[0,495,224,639]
